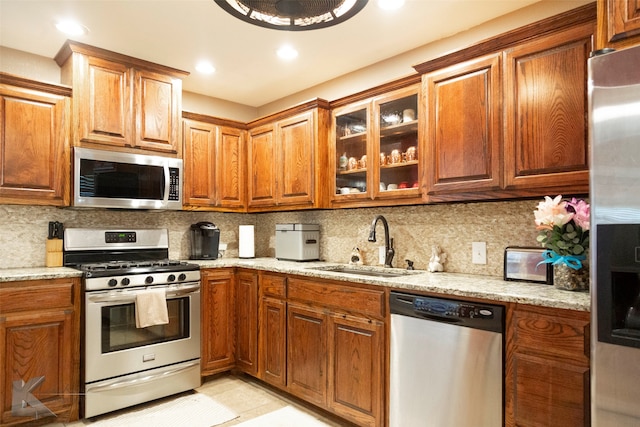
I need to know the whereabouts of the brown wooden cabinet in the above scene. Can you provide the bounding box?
[415,4,595,202]
[258,273,287,388]
[505,304,590,427]
[328,313,384,427]
[0,277,81,426]
[235,270,258,375]
[0,74,71,206]
[597,0,640,50]
[287,302,328,407]
[330,84,424,208]
[425,54,502,196]
[247,100,330,211]
[55,40,187,156]
[200,269,235,376]
[182,113,246,211]
[286,277,386,427]
[503,22,593,193]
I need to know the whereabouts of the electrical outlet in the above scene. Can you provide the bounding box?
[472,242,487,264]
[379,246,386,265]
[219,243,228,251]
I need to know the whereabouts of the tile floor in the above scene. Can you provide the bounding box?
[45,373,349,426]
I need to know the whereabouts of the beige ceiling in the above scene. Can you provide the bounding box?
[0,0,544,108]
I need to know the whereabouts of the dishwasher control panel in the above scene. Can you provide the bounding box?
[414,297,494,319]
[390,291,504,333]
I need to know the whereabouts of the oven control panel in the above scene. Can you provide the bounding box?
[105,231,137,243]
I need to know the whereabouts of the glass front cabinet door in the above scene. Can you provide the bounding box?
[331,84,423,206]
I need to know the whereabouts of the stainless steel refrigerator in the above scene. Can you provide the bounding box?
[589,45,640,426]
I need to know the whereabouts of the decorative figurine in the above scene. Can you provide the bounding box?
[349,247,363,265]
[428,245,447,272]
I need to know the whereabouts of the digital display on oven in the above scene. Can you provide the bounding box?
[105,231,137,243]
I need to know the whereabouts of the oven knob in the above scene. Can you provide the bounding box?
[167,274,176,282]
[145,276,154,284]
[178,273,187,281]
[108,278,118,287]
[121,278,130,286]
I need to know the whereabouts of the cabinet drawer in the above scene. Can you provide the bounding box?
[288,277,385,319]
[512,306,589,364]
[260,273,286,298]
[0,279,77,314]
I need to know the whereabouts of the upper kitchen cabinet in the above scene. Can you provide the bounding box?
[503,21,593,193]
[424,54,502,196]
[415,3,595,202]
[597,0,640,50]
[0,74,71,206]
[182,113,246,211]
[330,82,424,208]
[247,100,330,212]
[55,40,188,157]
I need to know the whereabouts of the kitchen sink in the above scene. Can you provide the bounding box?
[308,265,422,278]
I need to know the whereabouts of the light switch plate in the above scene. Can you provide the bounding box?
[472,242,487,264]
[379,246,386,265]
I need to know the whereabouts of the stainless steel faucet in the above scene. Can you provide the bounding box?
[368,215,395,268]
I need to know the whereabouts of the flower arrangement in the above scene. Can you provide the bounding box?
[534,195,590,269]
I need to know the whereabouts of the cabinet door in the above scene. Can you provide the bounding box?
[183,119,216,206]
[510,353,589,427]
[0,278,80,425]
[76,56,132,148]
[247,124,276,207]
[217,126,245,209]
[426,54,502,195]
[328,314,384,427]
[134,69,181,154]
[276,111,314,206]
[601,0,640,47]
[235,271,258,375]
[0,85,70,206]
[373,85,422,201]
[200,270,235,375]
[504,23,594,191]
[287,303,327,406]
[259,297,287,388]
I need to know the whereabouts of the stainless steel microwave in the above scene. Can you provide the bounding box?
[73,147,183,210]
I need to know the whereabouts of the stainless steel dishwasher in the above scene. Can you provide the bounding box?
[389,291,504,427]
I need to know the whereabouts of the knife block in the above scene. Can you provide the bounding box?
[45,238,63,267]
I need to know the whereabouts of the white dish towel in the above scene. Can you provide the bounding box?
[135,288,169,328]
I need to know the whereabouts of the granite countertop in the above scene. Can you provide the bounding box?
[0,258,590,311]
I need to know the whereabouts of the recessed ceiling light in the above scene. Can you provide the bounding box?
[55,20,88,36]
[378,0,404,10]
[277,45,298,60]
[196,61,216,74]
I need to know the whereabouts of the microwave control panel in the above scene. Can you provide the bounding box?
[169,168,180,201]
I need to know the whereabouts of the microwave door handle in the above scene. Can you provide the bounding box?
[163,164,170,202]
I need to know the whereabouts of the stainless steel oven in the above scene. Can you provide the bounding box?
[64,228,201,418]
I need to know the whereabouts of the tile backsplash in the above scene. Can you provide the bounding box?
[0,200,540,277]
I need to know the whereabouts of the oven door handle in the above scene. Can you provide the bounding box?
[87,284,201,304]
[85,360,200,393]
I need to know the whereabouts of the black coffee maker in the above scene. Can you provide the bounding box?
[190,222,220,260]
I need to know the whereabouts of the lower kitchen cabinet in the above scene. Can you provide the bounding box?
[235,270,258,375]
[328,314,384,427]
[258,273,287,388]
[0,278,81,426]
[201,269,235,376]
[505,304,590,427]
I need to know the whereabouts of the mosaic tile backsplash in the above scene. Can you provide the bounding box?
[0,200,540,277]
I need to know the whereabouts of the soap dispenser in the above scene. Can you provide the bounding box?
[349,247,363,265]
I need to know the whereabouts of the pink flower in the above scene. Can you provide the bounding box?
[567,198,590,231]
[534,195,573,229]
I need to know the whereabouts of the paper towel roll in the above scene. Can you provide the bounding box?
[238,225,255,258]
